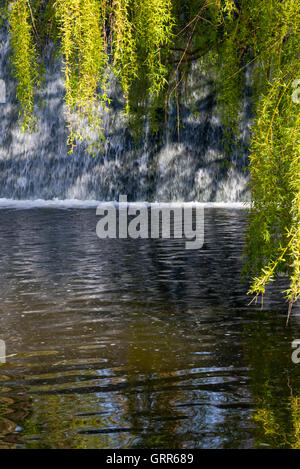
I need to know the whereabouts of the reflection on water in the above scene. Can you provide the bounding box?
[0,207,299,449]
[244,313,300,449]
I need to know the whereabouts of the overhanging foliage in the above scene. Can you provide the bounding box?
[0,0,299,317]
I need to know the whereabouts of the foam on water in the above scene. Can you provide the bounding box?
[0,198,249,209]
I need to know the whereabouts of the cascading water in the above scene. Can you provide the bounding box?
[0,24,251,202]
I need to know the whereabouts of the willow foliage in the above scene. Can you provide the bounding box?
[7,0,174,148]
[241,0,300,318]
[9,0,40,131]
[112,0,138,113]
[2,0,300,317]
[54,0,109,151]
[162,0,300,317]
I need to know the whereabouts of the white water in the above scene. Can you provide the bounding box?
[0,24,251,202]
[0,198,249,209]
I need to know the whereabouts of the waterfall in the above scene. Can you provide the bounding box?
[0,24,251,202]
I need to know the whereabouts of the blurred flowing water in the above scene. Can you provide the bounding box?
[0,207,299,449]
[0,22,250,202]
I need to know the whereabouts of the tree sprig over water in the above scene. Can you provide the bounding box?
[0,0,299,317]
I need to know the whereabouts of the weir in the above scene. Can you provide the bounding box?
[0,25,251,202]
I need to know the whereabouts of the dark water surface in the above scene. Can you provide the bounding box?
[0,207,299,449]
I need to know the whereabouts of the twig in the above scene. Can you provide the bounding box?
[27,1,40,43]
[286,301,293,327]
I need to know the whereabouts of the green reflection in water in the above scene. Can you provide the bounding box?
[0,369,30,449]
[19,315,193,449]
[121,317,189,449]
[243,310,300,449]
[2,307,300,449]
